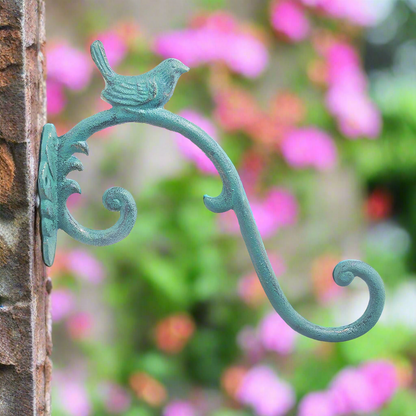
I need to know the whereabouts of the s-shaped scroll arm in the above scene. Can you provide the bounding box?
[38,40,385,341]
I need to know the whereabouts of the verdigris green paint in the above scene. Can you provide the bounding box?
[38,41,385,342]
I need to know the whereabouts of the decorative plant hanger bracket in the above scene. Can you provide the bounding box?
[38,41,386,342]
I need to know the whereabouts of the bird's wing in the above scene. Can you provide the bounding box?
[103,77,158,107]
[137,78,158,104]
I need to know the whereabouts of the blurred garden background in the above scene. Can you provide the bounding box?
[45,0,416,415]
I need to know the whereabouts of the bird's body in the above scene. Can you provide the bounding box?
[90,40,189,111]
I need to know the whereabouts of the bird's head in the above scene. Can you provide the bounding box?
[162,58,190,77]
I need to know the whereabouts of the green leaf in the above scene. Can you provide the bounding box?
[382,389,416,416]
[339,324,413,363]
[139,250,190,306]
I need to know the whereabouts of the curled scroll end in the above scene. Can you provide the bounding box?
[332,259,386,337]
[61,186,138,248]
[333,260,356,287]
[203,193,233,214]
[103,187,135,212]
[102,186,138,239]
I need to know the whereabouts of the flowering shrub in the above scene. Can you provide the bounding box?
[155,12,268,78]
[48,1,416,416]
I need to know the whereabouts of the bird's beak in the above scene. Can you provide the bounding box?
[180,63,190,74]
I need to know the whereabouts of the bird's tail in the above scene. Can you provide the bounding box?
[90,40,115,81]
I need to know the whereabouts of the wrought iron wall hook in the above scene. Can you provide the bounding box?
[38,40,386,342]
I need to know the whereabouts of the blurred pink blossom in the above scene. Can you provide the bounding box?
[155,13,268,78]
[330,367,377,414]
[360,361,399,409]
[102,383,131,414]
[299,360,398,415]
[298,391,337,416]
[214,87,261,132]
[301,0,376,26]
[56,376,91,416]
[237,365,295,416]
[324,42,382,139]
[329,361,399,414]
[238,273,266,307]
[256,188,298,231]
[173,109,219,175]
[163,400,196,416]
[67,249,105,283]
[238,255,286,307]
[47,43,92,90]
[237,326,264,361]
[259,312,297,355]
[66,312,93,340]
[327,89,382,139]
[271,1,310,42]
[47,80,67,115]
[95,31,128,67]
[67,193,83,209]
[51,288,75,322]
[220,187,298,239]
[325,43,365,90]
[311,254,343,304]
[281,127,337,171]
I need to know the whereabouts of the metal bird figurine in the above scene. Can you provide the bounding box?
[90,40,189,110]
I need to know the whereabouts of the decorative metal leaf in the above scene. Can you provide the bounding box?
[63,156,84,176]
[71,141,89,156]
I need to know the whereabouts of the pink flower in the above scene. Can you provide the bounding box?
[259,312,297,355]
[330,367,375,414]
[67,250,105,284]
[220,187,298,239]
[330,361,399,414]
[66,312,93,340]
[223,32,269,78]
[238,255,286,307]
[327,89,382,139]
[163,400,196,416]
[155,13,268,78]
[281,127,337,171]
[338,1,377,26]
[298,391,337,416]
[67,193,83,209]
[238,274,266,307]
[323,42,382,139]
[325,43,365,90]
[237,366,295,416]
[259,188,298,229]
[102,383,131,414]
[95,31,128,67]
[271,1,310,42]
[237,326,264,361]
[300,0,376,26]
[50,288,75,322]
[299,361,398,416]
[359,361,399,410]
[214,87,261,132]
[174,110,219,175]
[47,43,92,90]
[47,80,67,115]
[56,377,91,416]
